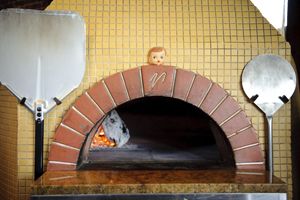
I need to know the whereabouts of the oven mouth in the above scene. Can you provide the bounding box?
[78,96,236,170]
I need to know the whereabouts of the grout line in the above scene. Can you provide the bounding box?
[128,0,131,65]
[181,0,185,68]
[114,0,118,72]
[187,0,192,71]
[168,0,171,63]
[219,109,242,127]
[85,92,105,115]
[233,143,259,152]
[175,0,178,66]
[227,125,252,139]
[194,0,199,68]
[135,0,138,65]
[139,66,145,97]
[141,0,145,64]
[120,72,131,101]
[72,106,95,126]
[161,0,165,47]
[52,142,80,151]
[184,73,196,101]
[227,132,236,139]
[198,82,213,108]
[209,94,228,116]
[236,125,252,133]
[108,0,112,74]
[60,123,85,137]
[155,0,158,45]
[102,80,117,107]
[171,68,177,97]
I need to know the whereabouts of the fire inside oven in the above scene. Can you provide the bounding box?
[91,125,117,148]
[79,96,235,170]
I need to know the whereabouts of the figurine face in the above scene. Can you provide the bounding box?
[148,50,166,65]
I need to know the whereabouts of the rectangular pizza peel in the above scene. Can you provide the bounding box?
[0,9,86,179]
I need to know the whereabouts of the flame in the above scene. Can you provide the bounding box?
[91,125,116,148]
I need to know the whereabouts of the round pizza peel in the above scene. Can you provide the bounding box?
[242,54,296,182]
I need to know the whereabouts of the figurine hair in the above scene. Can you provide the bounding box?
[147,47,166,56]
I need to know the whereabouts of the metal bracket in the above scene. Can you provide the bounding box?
[279,95,289,104]
[250,94,259,102]
[53,97,62,105]
[20,97,26,105]
[35,103,44,122]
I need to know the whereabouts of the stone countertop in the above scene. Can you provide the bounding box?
[32,170,287,195]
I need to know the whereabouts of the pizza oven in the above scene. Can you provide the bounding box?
[47,65,265,171]
[33,65,286,200]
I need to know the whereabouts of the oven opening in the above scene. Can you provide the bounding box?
[78,96,235,170]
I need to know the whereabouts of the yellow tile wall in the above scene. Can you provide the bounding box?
[15,0,293,199]
[0,86,18,200]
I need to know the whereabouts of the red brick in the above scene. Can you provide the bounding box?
[211,96,241,125]
[229,127,259,150]
[48,144,80,163]
[104,72,130,105]
[47,163,76,171]
[234,145,264,163]
[221,111,252,136]
[87,81,116,113]
[61,108,94,135]
[122,67,144,100]
[142,65,176,97]
[186,74,212,107]
[200,83,227,114]
[74,93,104,124]
[53,125,85,149]
[173,69,196,101]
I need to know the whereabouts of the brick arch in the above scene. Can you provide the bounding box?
[47,65,265,171]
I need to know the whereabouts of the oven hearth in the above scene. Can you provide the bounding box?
[31,170,287,200]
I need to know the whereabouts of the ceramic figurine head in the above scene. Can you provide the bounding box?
[147,47,166,65]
